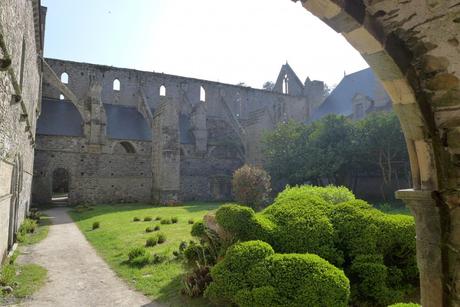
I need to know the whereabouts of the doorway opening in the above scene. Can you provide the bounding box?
[52,168,70,204]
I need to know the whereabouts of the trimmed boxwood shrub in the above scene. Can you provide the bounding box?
[275,185,355,207]
[205,241,350,307]
[214,185,417,307]
[215,197,340,264]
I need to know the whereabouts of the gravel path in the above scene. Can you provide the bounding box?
[18,207,160,307]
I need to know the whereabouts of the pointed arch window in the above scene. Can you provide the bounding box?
[159,85,166,97]
[282,74,289,94]
[113,79,121,91]
[61,72,69,84]
[200,86,206,102]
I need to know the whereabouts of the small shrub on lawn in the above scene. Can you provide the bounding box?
[128,247,147,261]
[179,241,188,251]
[188,219,194,225]
[157,233,167,244]
[144,216,152,222]
[145,226,155,233]
[184,242,216,266]
[133,217,141,222]
[155,216,161,221]
[160,218,172,225]
[191,220,206,238]
[182,265,212,297]
[232,164,271,210]
[173,241,189,259]
[171,217,178,224]
[154,225,160,231]
[92,221,100,230]
[131,254,151,267]
[152,253,168,264]
[127,247,150,267]
[145,237,158,247]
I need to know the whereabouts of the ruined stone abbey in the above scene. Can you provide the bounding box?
[32,59,324,205]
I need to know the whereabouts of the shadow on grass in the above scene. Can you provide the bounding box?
[156,269,216,307]
[68,202,224,222]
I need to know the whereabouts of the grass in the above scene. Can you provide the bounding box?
[0,263,47,304]
[374,200,412,215]
[68,202,221,306]
[12,264,47,298]
[17,215,51,245]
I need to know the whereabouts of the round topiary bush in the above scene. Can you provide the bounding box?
[191,220,206,238]
[232,164,271,209]
[205,241,350,307]
[275,185,355,207]
[215,204,259,241]
[263,198,341,264]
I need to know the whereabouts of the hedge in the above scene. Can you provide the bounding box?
[205,241,350,306]
[274,185,355,207]
[214,185,417,306]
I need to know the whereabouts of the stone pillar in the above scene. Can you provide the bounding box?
[152,97,180,204]
[396,189,444,307]
[191,101,207,153]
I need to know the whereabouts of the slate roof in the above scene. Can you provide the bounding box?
[37,98,84,136]
[311,68,391,121]
[104,104,152,141]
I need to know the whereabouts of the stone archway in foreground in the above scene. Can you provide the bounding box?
[293,0,460,306]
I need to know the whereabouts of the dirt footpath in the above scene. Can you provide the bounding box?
[18,207,160,307]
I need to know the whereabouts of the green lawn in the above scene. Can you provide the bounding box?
[68,202,221,306]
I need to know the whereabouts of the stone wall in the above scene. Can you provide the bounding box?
[33,58,310,205]
[32,136,152,204]
[0,0,44,261]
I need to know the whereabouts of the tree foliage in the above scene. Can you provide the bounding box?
[262,112,410,199]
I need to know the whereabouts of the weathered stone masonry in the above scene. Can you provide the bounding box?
[0,0,44,261]
[32,59,321,205]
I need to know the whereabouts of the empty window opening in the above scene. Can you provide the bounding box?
[200,86,206,102]
[61,72,69,84]
[52,168,69,203]
[160,85,166,97]
[282,74,289,94]
[59,94,65,100]
[113,79,121,91]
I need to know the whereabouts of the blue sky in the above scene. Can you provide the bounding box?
[42,0,368,88]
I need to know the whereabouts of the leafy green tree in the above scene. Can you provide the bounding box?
[262,112,410,199]
[262,120,309,185]
[354,112,410,199]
